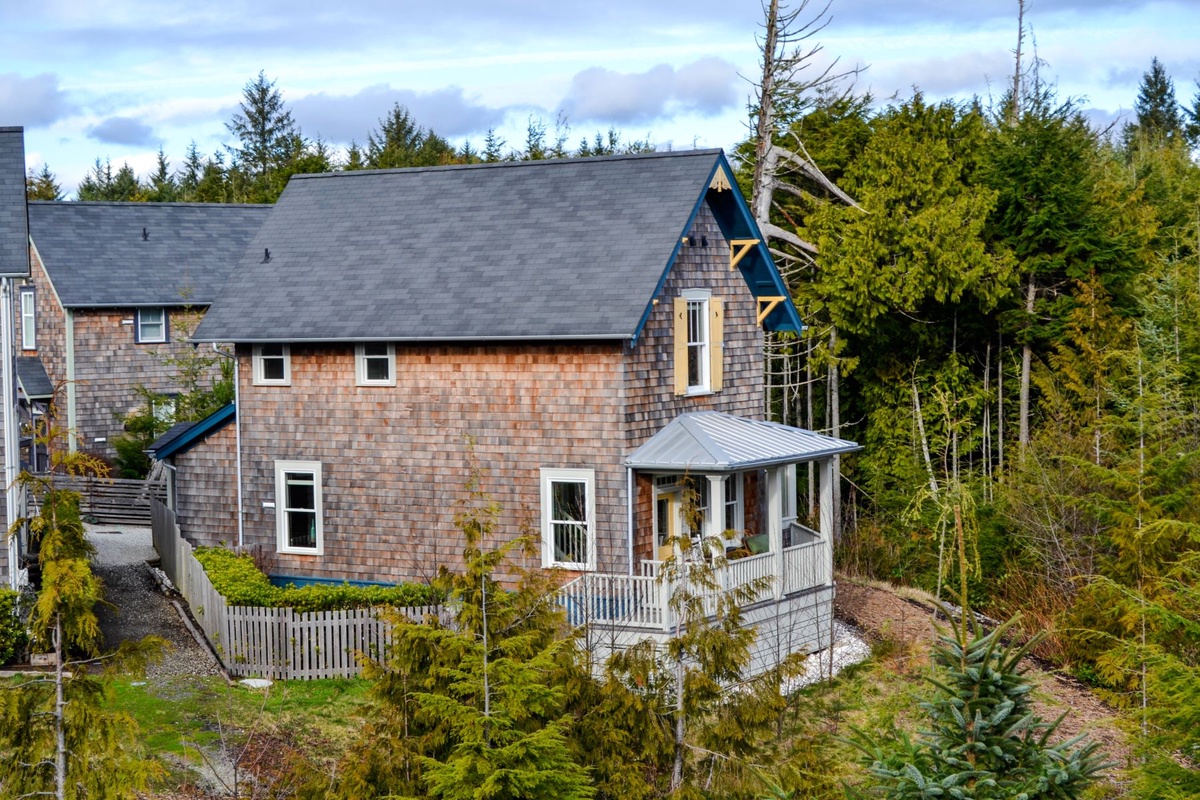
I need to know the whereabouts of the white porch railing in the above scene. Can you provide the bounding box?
[559,539,831,632]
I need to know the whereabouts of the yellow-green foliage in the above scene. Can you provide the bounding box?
[194,547,441,611]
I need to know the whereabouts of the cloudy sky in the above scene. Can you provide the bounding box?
[3,0,1200,196]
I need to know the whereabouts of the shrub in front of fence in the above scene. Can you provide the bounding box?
[194,547,442,612]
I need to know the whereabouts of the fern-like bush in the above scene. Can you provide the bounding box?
[194,547,441,611]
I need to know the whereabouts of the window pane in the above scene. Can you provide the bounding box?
[365,357,390,381]
[362,343,389,357]
[686,299,706,388]
[285,474,315,510]
[550,480,587,565]
[261,344,284,357]
[287,510,317,549]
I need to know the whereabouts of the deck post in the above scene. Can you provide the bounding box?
[819,457,835,586]
[706,474,726,592]
[767,467,784,599]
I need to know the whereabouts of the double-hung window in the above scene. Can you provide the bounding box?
[19,287,35,350]
[673,289,723,395]
[356,343,395,386]
[723,473,744,534]
[253,344,291,385]
[136,308,167,343]
[276,460,323,554]
[540,468,595,570]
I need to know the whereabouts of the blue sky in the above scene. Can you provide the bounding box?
[3,0,1200,196]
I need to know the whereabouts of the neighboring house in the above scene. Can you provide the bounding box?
[154,150,860,671]
[0,126,32,587]
[24,201,270,460]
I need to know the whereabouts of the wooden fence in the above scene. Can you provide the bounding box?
[150,500,441,680]
[36,476,167,525]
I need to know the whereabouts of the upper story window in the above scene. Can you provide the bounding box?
[673,289,723,396]
[136,308,167,343]
[19,287,35,350]
[540,468,595,571]
[276,460,323,554]
[356,343,395,386]
[253,344,291,385]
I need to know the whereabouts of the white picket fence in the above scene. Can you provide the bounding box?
[150,500,442,680]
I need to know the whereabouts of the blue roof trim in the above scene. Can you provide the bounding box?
[630,152,804,343]
[631,156,720,345]
[150,403,235,460]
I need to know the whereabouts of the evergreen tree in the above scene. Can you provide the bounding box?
[851,618,1107,799]
[177,141,205,200]
[365,104,458,169]
[317,469,593,800]
[143,148,179,202]
[1130,57,1183,144]
[26,164,63,200]
[76,159,141,201]
[483,129,505,162]
[226,71,298,201]
[343,140,366,171]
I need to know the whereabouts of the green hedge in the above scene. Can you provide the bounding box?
[194,547,441,612]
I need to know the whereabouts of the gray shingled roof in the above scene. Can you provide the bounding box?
[194,150,724,342]
[29,202,271,308]
[626,412,861,471]
[16,356,53,400]
[0,127,30,278]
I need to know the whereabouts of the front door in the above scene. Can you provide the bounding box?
[655,491,679,562]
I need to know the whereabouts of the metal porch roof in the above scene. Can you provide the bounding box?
[626,411,860,472]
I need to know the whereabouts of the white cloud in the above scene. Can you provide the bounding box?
[560,57,740,124]
[289,84,508,142]
[86,116,157,146]
[0,73,74,127]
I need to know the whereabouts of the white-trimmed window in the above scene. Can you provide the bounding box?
[724,473,744,534]
[540,468,595,570]
[253,344,291,385]
[356,343,395,386]
[673,289,723,395]
[276,460,323,554]
[19,287,35,350]
[136,308,167,343]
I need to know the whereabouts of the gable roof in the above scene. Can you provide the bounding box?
[16,356,53,400]
[148,404,235,460]
[193,149,801,343]
[0,127,30,278]
[626,411,861,471]
[28,202,271,308]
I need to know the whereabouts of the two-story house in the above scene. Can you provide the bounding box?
[154,150,859,670]
[24,201,270,460]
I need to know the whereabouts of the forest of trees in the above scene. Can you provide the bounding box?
[14,6,1200,796]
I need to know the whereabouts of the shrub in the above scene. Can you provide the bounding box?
[194,547,441,611]
[0,589,28,665]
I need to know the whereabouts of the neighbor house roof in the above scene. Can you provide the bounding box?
[193,149,801,343]
[16,356,53,400]
[148,404,235,460]
[0,127,30,278]
[28,202,271,308]
[626,411,861,472]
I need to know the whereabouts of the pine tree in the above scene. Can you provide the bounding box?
[226,71,298,201]
[26,164,63,200]
[851,618,1108,799]
[177,141,205,199]
[144,148,179,202]
[1131,57,1183,144]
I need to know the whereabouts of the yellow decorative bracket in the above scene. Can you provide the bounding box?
[729,239,760,271]
[756,296,786,326]
[709,166,732,191]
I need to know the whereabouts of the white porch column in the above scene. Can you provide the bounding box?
[819,457,835,586]
[706,474,726,592]
[767,467,784,599]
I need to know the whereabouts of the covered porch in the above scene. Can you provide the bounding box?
[557,412,860,633]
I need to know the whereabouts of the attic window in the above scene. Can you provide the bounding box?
[356,343,395,386]
[135,308,167,343]
[253,344,291,386]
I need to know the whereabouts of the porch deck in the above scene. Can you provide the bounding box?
[556,532,831,633]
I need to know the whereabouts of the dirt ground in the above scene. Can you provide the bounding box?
[833,577,1134,777]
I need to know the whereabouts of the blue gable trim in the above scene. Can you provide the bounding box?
[149,403,235,460]
[631,152,803,344]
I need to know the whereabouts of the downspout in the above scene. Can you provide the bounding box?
[213,344,244,549]
[1,278,19,589]
[64,309,76,453]
[626,466,634,576]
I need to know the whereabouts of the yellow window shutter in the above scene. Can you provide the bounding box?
[710,298,724,392]
[673,297,688,396]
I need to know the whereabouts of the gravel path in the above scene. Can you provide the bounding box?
[87,524,221,678]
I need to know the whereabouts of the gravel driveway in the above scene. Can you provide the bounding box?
[86,524,222,678]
